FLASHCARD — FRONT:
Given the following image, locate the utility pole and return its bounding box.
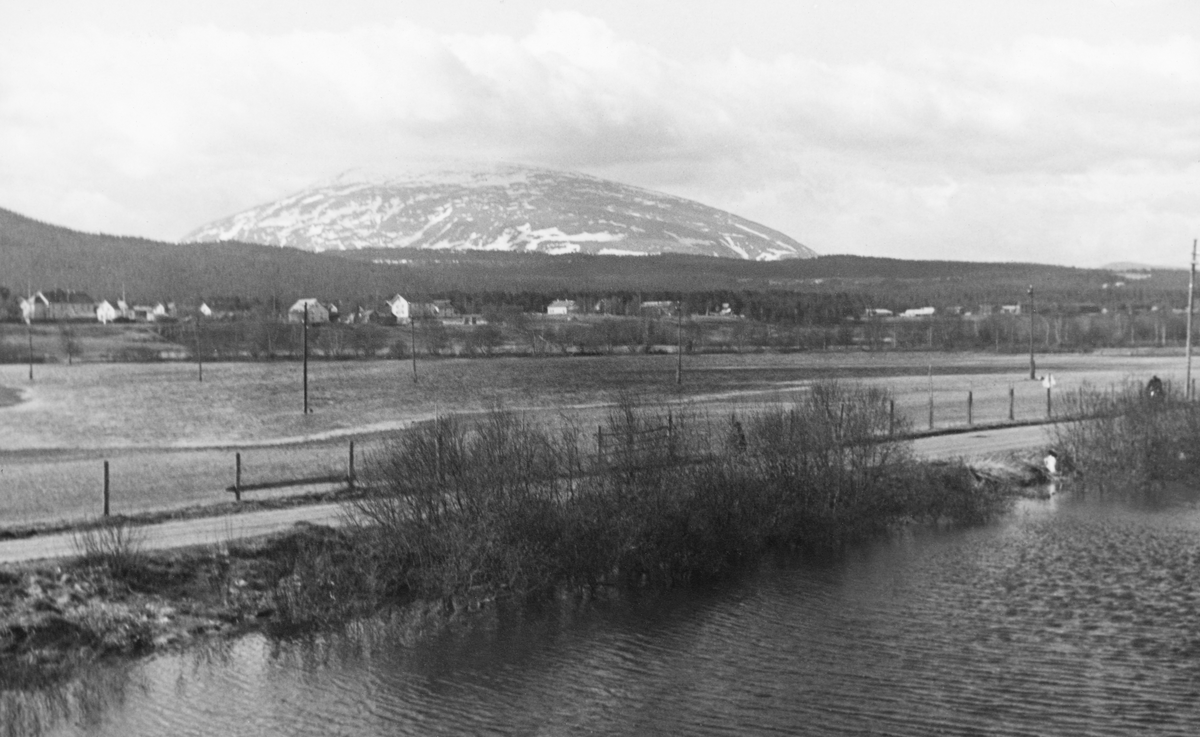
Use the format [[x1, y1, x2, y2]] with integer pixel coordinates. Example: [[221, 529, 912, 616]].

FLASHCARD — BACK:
[[1187, 239, 1197, 400], [25, 281, 33, 381], [195, 304, 204, 383], [303, 302, 310, 414], [1028, 285, 1036, 380], [410, 306, 418, 384], [676, 296, 683, 385]]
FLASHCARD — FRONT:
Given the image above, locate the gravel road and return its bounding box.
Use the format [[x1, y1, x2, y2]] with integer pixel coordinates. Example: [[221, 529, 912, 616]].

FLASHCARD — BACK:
[[0, 423, 1056, 565]]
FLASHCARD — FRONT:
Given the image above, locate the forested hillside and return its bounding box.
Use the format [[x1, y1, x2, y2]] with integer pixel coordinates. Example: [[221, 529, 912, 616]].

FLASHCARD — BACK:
[[0, 206, 1188, 325]]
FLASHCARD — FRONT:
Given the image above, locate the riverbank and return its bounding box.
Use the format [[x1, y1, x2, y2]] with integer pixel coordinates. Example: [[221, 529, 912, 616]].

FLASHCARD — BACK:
[[0, 524, 345, 691], [1, 468, 1025, 699], [2, 399, 1052, 699]]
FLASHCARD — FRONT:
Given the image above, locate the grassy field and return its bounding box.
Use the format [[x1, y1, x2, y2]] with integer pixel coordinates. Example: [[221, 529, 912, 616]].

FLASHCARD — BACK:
[[0, 351, 1188, 527]]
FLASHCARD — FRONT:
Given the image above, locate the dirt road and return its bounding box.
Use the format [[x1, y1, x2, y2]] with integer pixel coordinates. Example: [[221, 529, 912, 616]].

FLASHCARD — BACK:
[[0, 503, 346, 565], [911, 423, 1055, 460], [0, 423, 1056, 565]]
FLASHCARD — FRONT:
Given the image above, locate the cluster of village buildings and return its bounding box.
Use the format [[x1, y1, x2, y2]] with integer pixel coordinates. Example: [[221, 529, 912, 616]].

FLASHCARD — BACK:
[[18, 290, 173, 324], [18, 287, 1178, 329], [15, 289, 732, 325], [863, 302, 1174, 320], [15, 290, 510, 326]]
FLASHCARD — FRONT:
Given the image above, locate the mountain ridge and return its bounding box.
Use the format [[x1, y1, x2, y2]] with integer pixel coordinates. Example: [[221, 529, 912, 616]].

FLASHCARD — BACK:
[[182, 164, 816, 261]]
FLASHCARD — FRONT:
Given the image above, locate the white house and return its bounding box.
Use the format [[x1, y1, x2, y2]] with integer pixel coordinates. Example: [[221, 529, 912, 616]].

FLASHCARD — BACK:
[[864, 308, 894, 318], [387, 294, 414, 322], [388, 295, 414, 322], [95, 300, 120, 324], [547, 299, 577, 316], [901, 307, 936, 318]]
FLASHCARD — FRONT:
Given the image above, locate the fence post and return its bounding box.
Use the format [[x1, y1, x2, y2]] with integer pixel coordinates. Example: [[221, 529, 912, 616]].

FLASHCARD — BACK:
[[1008, 386, 1015, 421], [103, 461, 110, 517], [667, 411, 675, 461], [234, 452, 242, 502], [1046, 387, 1052, 418], [968, 391, 973, 426], [928, 393, 934, 430], [889, 399, 895, 437], [349, 440, 355, 489], [435, 433, 443, 484]]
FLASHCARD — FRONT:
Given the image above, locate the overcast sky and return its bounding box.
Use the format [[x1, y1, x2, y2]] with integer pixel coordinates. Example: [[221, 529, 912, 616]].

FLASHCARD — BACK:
[[3, 0, 1198, 266]]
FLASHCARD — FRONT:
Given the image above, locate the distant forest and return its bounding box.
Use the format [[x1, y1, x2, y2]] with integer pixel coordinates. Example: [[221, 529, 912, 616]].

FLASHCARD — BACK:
[[0, 206, 1192, 329]]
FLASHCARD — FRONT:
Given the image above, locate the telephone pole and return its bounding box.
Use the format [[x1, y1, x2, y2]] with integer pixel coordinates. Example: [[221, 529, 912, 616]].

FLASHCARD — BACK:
[[676, 296, 683, 385], [303, 302, 310, 414], [195, 303, 204, 383], [25, 281, 33, 381], [410, 307, 418, 384], [1187, 239, 1197, 399], [1028, 285, 1036, 380]]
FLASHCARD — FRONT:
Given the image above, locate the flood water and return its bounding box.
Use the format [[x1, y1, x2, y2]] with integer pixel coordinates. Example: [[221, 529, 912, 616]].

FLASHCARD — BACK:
[[40, 489, 1200, 736]]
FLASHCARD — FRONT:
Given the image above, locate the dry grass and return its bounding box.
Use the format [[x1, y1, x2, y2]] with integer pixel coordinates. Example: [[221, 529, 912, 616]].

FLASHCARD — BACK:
[[70, 518, 146, 579]]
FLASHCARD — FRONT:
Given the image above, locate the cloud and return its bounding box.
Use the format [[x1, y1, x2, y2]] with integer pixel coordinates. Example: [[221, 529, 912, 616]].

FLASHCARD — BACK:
[[0, 11, 1197, 265]]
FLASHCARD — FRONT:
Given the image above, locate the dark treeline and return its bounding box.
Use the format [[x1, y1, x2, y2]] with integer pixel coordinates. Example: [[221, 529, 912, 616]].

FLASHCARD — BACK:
[[125, 305, 1195, 366], [2, 205, 1191, 331]]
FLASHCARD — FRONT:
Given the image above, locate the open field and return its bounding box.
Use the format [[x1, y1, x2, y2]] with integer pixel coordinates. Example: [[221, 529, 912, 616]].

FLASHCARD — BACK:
[[0, 351, 1188, 527]]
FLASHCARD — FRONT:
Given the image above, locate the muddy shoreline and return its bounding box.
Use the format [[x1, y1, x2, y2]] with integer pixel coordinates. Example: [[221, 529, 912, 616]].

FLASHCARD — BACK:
[[0, 525, 346, 689]]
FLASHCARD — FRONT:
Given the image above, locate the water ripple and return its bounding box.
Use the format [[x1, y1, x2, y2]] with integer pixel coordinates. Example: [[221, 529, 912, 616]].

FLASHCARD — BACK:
[[45, 493, 1200, 736]]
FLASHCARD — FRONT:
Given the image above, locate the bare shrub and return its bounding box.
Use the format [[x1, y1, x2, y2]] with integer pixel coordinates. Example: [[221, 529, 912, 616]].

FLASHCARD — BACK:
[[71, 519, 146, 579], [327, 383, 1007, 619], [1053, 380, 1200, 486]]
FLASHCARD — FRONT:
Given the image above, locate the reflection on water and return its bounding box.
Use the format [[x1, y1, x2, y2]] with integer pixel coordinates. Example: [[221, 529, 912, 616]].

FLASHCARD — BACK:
[[35, 488, 1200, 736]]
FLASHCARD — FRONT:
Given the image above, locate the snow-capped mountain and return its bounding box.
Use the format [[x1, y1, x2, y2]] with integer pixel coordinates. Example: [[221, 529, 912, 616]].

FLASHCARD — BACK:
[[182, 165, 815, 261]]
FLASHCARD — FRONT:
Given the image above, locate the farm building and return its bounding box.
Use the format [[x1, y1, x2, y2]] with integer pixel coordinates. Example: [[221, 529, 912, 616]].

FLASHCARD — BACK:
[[547, 299, 578, 316], [363, 303, 392, 325], [901, 307, 936, 318], [288, 298, 330, 324], [18, 292, 49, 322], [34, 289, 96, 321], [198, 297, 257, 320], [431, 299, 457, 317], [639, 301, 677, 317], [387, 295, 440, 323]]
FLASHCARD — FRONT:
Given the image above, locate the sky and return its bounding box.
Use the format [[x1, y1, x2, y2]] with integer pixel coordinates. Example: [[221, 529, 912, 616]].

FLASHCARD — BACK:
[[2, 0, 1199, 267]]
